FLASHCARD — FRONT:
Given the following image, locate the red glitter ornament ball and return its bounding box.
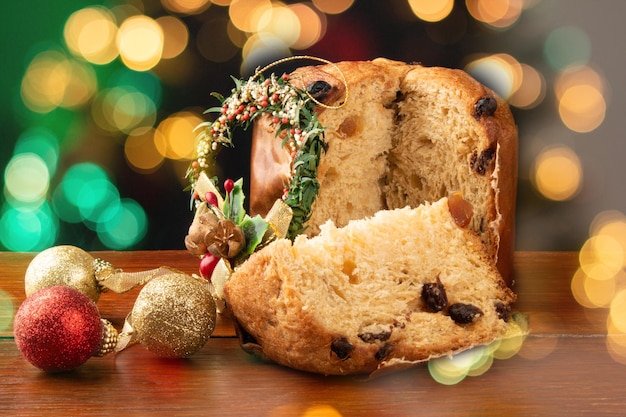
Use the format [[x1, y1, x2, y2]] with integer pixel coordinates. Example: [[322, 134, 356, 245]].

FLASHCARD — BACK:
[[14, 285, 103, 371]]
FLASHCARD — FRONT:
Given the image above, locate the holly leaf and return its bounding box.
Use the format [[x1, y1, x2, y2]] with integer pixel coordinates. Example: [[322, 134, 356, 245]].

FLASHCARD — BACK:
[[238, 215, 270, 257]]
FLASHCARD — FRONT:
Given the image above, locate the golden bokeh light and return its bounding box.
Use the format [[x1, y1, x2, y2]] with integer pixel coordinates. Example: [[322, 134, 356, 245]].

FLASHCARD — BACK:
[[590, 211, 626, 265], [555, 65, 607, 133], [20, 50, 69, 113], [21, 50, 98, 113], [229, 0, 272, 33], [312, 0, 354, 14], [609, 290, 626, 334], [289, 3, 326, 50], [64, 6, 119, 65], [257, 3, 301, 47], [558, 84, 605, 133], [607, 315, 626, 365], [125, 128, 165, 173], [532, 145, 582, 201], [154, 112, 203, 160], [465, 53, 522, 99], [572, 207, 626, 364], [156, 16, 189, 59], [161, 0, 211, 15], [555, 65, 605, 99], [4, 153, 50, 205], [63, 61, 98, 109], [408, 0, 454, 22], [117, 15, 164, 71], [585, 271, 618, 307], [571, 267, 601, 309], [579, 235, 624, 281], [508, 63, 546, 109], [91, 87, 157, 134], [466, 0, 523, 29], [227, 19, 248, 48]]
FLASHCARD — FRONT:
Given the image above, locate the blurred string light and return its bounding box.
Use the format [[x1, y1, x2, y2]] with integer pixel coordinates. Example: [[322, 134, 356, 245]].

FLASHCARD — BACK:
[[116, 15, 164, 71], [571, 210, 626, 364], [1, 128, 60, 251], [531, 145, 582, 201], [408, 0, 454, 22], [20, 49, 98, 113], [465, 0, 524, 29], [428, 324, 526, 385], [50, 163, 147, 249], [465, 53, 545, 110], [91, 69, 162, 135], [162, 0, 212, 15], [555, 65, 607, 133], [64, 6, 119, 65], [311, 0, 354, 15]]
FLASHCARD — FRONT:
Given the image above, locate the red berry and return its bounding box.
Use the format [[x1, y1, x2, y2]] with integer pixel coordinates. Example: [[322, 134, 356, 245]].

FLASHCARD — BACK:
[[242, 112, 250, 121], [249, 106, 257, 113], [282, 73, 289, 81], [272, 117, 280, 124], [224, 178, 235, 194], [272, 93, 280, 102], [199, 253, 220, 279], [260, 100, 268, 108], [205, 192, 218, 206], [281, 117, 289, 125]]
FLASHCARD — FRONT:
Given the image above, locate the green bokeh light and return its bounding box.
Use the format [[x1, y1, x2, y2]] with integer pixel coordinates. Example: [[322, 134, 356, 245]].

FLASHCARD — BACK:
[[14, 127, 59, 177], [0, 202, 58, 251], [58, 162, 110, 209], [108, 68, 162, 108], [544, 26, 591, 71], [97, 198, 147, 249], [79, 178, 121, 228]]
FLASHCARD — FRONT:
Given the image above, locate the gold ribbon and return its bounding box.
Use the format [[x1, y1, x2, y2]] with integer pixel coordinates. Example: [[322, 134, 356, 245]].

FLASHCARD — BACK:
[[264, 198, 293, 240], [114, 314, 139, 353], [93, 259, 181, 294]]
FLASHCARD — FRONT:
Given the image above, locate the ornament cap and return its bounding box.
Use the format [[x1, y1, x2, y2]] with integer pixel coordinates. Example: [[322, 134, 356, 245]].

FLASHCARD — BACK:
[[95, 319, 119, 357]]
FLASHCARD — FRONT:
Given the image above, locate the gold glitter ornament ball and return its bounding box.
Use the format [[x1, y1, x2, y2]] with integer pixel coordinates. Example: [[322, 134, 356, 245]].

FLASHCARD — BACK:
[[24, 246, 101, 303], [131, 273, 216, 358]]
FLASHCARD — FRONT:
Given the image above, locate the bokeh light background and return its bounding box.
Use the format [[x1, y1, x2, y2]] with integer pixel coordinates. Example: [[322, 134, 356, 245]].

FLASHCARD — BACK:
[[2, 0, 626, 374]]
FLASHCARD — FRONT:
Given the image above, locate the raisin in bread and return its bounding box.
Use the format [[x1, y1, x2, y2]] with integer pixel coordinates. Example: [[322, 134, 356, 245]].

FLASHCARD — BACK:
[[249, 58, 518, 282], [224, 197, 516, 376]]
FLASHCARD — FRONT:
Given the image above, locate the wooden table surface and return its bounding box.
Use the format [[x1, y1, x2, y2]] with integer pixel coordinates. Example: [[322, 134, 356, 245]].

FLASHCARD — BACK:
[[1, 250, 624, 416]]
